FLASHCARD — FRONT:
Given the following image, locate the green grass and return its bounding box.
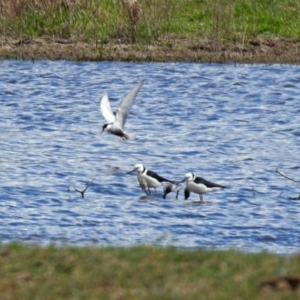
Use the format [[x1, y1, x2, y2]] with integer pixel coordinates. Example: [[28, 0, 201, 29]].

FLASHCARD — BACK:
[[0, 0, 300, 44], [0, 243, 299, 299]]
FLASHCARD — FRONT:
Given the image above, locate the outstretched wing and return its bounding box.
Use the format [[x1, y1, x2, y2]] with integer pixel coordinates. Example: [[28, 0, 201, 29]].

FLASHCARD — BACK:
[[115, 80, 144, 128], [100, 93, 115, 123]]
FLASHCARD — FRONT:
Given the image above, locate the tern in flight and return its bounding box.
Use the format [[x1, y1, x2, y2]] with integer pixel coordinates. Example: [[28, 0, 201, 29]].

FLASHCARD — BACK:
[[100, 80, 144, 140]]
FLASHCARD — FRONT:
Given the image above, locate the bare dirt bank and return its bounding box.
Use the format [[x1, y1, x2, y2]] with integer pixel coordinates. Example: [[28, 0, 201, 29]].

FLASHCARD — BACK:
[[0, 36, 299, 64]]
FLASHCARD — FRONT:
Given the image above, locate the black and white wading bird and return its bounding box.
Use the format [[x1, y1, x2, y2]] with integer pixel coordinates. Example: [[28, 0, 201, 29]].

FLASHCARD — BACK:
[[181, 173, 226, 202], [100, 80, 144, 140], [127, 164, 174, 195]]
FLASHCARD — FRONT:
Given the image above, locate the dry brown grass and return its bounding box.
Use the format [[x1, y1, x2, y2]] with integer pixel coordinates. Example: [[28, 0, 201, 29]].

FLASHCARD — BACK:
[[0, 0, 74, 17], [0, 35, 299, 64], [121, 0, 141, 24]]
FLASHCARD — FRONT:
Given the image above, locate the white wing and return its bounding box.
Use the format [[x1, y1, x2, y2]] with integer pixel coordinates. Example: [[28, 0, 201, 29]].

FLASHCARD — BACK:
[[115, 80, 144, 128], [100, 93, 115, 123]]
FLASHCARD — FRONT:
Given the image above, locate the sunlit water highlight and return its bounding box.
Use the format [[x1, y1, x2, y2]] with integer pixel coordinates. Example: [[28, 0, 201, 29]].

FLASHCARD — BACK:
[[0, 60, 300, 254]]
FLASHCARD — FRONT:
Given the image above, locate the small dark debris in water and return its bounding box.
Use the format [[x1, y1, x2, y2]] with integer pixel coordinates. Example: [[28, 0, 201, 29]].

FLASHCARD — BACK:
[[259, 276, 300, 291], [283, 83, 295, 88], [258, 235, 276, 242], [289, 165, 300, 170], [72, 178, 96, 198], [289, 194, 300, 200], [276, 169, 300, 183], [243, 157, 254, 161], [110, 166, 121, 173]]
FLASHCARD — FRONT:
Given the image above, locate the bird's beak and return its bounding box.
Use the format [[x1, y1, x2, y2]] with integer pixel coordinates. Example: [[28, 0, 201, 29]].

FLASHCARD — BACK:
[[178, 178, 186, 183], [126, 168, 136, 174]]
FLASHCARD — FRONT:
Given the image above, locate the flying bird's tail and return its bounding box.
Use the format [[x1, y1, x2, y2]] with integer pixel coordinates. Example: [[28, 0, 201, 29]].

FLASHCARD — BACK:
[[123, 132, 136, 140]]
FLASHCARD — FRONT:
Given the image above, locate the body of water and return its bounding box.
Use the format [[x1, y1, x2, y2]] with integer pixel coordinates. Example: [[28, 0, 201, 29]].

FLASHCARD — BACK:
[[0, 60, 300, 254]]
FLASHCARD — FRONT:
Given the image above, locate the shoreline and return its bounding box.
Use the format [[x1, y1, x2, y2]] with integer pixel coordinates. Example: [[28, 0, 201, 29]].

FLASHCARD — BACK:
[[1, 36, 299, 64]]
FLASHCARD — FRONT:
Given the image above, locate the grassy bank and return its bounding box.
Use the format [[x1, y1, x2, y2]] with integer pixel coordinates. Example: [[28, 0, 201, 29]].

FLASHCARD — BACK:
[[0, 244, 300, 299], [0, 0, 299, 62], [1, 0, 300, 43]]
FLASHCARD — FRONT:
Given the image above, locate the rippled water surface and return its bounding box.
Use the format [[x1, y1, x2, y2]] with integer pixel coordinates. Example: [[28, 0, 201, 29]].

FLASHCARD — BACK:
[[1, 60, 300, 254]]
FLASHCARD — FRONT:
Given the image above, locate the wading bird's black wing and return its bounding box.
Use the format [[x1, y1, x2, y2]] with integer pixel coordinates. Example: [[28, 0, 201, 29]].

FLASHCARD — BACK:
[[194, 176, 226, 188], [147, 170, 174, 184]]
